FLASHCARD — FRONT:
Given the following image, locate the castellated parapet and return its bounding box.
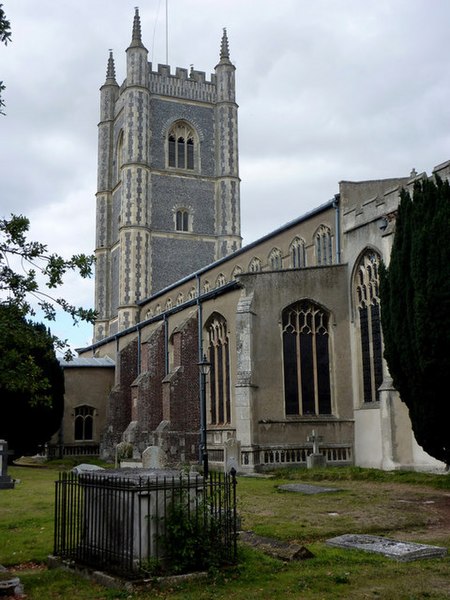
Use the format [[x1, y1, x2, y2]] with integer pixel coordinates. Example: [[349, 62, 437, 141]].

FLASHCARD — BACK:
[[146, 64, 218, 103]]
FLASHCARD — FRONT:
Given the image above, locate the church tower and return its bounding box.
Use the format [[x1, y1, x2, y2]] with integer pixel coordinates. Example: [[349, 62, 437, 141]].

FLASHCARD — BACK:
[[94, 10, 241, 342]]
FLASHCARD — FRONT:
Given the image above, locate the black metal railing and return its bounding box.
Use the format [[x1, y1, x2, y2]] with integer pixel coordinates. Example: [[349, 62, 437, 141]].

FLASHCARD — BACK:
[[46, 443, 100, 458], [54, 470, 237, 577]]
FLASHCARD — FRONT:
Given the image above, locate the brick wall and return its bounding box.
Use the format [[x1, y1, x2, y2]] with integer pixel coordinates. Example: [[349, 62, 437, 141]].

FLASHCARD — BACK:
[[100, 339, 138, 458], [100, 315, 202, 465]]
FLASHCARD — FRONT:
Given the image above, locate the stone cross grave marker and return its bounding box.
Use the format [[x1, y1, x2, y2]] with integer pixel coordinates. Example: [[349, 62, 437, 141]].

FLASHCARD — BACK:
[[307, 429, 322, 454], [306, 429, 326, 469]]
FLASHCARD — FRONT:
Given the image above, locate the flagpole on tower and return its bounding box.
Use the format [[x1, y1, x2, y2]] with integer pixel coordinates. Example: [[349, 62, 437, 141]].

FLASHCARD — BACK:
[[166, 0, 169, 65]]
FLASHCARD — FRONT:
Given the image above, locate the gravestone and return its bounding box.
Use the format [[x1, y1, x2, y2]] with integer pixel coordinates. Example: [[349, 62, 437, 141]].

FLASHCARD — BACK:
[[0, 440, 14, 490], [0, 564, 23, 596], [72, 464, 105, 475], [224, 438, 240, 473], [142, 446, 168, 469], [278, 483, 340, 495], [306, 429, 326, 469], [326, 534, 447, 561]]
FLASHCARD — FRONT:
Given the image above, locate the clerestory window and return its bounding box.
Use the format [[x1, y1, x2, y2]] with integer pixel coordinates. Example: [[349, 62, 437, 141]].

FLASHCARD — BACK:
[[168, 122, 195, 170], [315, 225, 333, 266], [269, 248, 282, 270], [290, 237, 306, 268], [248, 257, 261, 272]]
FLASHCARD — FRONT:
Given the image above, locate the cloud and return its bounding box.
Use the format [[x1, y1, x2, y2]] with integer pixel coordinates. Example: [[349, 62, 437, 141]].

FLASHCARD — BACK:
[[2, 0, 450, 346]]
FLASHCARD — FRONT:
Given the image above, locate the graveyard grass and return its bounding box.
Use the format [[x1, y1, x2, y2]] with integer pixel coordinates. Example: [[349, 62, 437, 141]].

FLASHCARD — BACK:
[[1, 464, 449, 599]]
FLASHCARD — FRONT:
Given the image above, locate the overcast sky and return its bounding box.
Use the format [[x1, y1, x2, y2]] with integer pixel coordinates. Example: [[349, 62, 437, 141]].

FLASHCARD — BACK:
[[2, 0, 450, 349]]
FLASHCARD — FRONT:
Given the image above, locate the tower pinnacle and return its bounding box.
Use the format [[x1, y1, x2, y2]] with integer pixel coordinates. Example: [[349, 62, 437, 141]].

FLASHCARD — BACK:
[[220, 28, 230, 62], [129, 7, 145, 49], [105, 50, 117, 84]]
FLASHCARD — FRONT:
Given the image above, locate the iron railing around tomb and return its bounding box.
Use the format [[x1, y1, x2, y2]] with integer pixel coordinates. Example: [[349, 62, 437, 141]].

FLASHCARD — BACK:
[[54, 469, 237, 577]]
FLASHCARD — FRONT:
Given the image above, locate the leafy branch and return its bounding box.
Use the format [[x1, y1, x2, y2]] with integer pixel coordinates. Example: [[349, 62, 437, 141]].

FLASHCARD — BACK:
[[0, 3, 12, 115], [1, 214, 96, 358]]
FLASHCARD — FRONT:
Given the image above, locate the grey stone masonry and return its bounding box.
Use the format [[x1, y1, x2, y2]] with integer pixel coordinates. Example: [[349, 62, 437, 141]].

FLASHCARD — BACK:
[[94, 12, 241, 341]]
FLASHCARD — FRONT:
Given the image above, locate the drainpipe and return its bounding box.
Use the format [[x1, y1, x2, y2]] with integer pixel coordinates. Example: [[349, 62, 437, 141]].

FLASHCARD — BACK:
[[196, 273, 203, 360], [196, 272, 204, 466], [137, 327, 141, 376], [332, 193, 341, 264], [163, 314, 169, 376]]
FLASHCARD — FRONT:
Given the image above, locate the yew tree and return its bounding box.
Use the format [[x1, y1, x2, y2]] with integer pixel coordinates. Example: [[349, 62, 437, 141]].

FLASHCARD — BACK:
[[380, 177, 450, 466], [0, 306, 65, 457]]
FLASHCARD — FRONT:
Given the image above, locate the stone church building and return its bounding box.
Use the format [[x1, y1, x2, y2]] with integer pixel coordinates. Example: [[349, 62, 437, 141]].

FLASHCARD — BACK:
[[63, 9, 445, 472]]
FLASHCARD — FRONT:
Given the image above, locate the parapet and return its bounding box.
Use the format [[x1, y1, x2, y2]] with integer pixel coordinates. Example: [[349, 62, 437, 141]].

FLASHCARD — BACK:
[[148, 62, 217, 103]]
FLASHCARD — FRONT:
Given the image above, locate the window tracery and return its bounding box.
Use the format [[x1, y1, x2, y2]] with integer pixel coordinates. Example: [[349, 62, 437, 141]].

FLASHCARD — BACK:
[[269, 248, 282, 270], [74, 405, 95, 441], [354, 250, 383, 403], [315, 225, 333, 265], [206, 314, 231, 425], [216, 273, 226, 288], [290, 237, 306, 268], [248, 257, 261, 272], [282, 300, 332, 416], [168, 122, 195, 170], [231, 265, 242, 279]]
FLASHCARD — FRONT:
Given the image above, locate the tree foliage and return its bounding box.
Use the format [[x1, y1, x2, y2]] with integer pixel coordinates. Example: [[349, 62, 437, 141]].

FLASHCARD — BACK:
[[0, 214, 96, 402], [0, 305, 65, 457], [380, 177, 450, 466], [0, 2, 12, 115]]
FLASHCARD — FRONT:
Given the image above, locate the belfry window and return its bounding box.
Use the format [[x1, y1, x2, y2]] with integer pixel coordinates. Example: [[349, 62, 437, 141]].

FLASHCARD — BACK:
[[354, 250, 383, 403], [206, 314, 231, 425], [168, 123, 195, 170], [282, 300, 332, 416], [74, 405, 94, 441], [176, 209, 189, 232]]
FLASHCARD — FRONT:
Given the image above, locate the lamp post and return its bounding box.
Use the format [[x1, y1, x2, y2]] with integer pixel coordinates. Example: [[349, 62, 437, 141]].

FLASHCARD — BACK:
[[198, 354, 211, 478]]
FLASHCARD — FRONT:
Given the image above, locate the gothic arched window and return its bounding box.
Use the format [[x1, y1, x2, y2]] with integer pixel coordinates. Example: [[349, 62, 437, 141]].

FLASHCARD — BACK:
[[232, 265, 242, 279], [282, 300, 332, 416], [115, 130, 124, 183], [175, 209, 190, 232], [248, 257, 261, 272], [168, 122, 195, 170], [354, 250, 383, 403], [290, 237, 306, 268], [216, 273, 226, 288], [206, 314, 231, 424], [269, 248, 282, 270], [315, 225, 333, 266], [74, 405, 95, 441]]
